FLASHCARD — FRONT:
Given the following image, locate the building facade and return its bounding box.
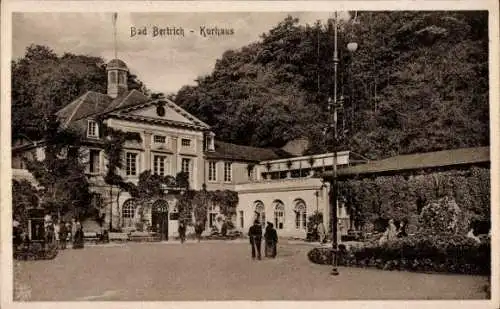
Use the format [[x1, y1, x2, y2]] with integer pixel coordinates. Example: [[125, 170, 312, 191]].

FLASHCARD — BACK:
[[12, 58, 353, 239]]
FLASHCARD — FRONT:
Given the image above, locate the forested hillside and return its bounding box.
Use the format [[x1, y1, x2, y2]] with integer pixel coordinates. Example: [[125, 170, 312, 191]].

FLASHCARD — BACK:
[[11, 12, 489, 160], [173, 11, 489, 159]]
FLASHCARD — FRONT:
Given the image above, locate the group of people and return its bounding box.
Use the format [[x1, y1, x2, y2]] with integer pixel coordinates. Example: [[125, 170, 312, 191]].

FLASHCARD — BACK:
[[177, 220, 204, 243], [248, 220, 278, 260], [13, 216, 86, 251], [54, 218, 85, 249]]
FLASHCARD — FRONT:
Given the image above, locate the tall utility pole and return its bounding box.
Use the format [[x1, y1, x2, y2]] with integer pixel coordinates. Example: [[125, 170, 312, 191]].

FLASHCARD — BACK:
[[329, 11, 341, 276]]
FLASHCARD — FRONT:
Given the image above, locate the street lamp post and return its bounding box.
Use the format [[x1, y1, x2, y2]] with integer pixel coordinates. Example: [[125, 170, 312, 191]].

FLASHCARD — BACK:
[[329, 11, 358, 276]]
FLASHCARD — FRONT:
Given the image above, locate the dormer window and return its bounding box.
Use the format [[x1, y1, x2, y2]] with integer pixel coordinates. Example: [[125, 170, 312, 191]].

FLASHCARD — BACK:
[[205, 132, 215, 152], [87, 120, 99, 138]]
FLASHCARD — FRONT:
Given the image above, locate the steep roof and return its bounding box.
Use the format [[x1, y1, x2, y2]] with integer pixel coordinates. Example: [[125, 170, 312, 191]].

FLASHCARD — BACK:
[[101, 89, 150, 114], [57, 91, 112, 126], [206, 141, 292, 162], [321, 146, 490, 178]]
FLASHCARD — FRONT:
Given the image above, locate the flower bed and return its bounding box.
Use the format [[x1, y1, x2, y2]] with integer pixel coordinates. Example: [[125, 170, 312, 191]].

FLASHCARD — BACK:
[[308, 234, 490, 275]]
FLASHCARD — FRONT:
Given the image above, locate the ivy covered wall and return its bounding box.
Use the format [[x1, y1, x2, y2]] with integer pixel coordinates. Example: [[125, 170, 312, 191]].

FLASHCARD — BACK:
[[338, 167, 490, 234]]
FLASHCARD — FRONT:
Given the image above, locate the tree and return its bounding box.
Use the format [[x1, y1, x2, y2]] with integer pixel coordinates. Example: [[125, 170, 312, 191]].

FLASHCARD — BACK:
[[24, 117, 92, 220], [12, 180, 40, 227], [12, 44, 151, 141], [173, 12, 488, 159]]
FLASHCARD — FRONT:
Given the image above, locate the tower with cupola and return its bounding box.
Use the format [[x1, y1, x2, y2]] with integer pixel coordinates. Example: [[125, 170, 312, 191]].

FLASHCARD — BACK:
[[106, 59, 128, 98]]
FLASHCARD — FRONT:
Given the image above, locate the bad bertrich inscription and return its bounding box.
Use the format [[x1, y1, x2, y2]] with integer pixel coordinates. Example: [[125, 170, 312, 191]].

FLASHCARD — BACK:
[[130, 26, 235, 38]]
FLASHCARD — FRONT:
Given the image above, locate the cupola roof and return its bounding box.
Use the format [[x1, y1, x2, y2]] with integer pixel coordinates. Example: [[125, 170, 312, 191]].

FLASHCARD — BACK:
[[106, 58, 128, 70]]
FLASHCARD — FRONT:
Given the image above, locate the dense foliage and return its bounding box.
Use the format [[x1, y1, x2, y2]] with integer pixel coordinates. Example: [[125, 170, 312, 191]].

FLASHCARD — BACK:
[[24, 118, 92, 220], [12, 179, 40, 226], [12, 45, 150, 141], [338, 167, 490, 233], [418, 196, 468, 236], [308, 234, 490, 275], [174, 12, 488, 159]]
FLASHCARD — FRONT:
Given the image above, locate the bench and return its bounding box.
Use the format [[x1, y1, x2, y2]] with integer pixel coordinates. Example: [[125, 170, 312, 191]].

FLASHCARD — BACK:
[[108, 232, 129, 242], [83, 232, 100, 244]]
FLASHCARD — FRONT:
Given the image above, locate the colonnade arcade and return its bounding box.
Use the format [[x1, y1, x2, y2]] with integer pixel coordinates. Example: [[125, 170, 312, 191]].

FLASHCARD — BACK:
[[252, 198, 308, 231]]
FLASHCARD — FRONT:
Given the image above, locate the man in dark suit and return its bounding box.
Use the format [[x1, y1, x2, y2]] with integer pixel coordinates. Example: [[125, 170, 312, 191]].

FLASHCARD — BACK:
[[248, 220, 263, 260]]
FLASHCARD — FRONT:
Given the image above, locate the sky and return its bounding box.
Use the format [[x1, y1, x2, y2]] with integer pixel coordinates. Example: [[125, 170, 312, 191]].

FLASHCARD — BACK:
[[12, 12, 350, 94]]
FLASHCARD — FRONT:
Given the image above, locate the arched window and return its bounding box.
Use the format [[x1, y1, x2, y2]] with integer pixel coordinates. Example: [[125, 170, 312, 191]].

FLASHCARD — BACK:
[[294, 199, 307, 230], [152, 199, 169, 213], [273, 200, 285, 230], [122, 199, 137, 227], [254, 200, 265, 227]]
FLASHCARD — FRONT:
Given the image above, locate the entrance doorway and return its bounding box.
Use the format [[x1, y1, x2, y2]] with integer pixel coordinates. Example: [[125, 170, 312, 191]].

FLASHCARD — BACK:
[[152, 200, 169, 241]]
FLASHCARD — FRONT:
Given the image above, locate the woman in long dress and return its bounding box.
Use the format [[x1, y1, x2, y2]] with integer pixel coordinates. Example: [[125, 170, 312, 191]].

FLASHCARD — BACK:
[[264, 222, 278, 258], [73, 225, 84, 249]]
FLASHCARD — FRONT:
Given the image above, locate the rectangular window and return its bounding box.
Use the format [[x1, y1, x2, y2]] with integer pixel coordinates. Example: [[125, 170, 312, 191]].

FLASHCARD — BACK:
[[87, 120, 98, 138], [208, 161, 217, 182], [89, 149, 100, 174], [239, 211, 244, 228], [126, 152, 138, 176], [224, 162, 232, 182], [182, 158, 191, 179], [154, 135, 166, 144], [153, 155, 167, 176], [181, 138, 191, 147]]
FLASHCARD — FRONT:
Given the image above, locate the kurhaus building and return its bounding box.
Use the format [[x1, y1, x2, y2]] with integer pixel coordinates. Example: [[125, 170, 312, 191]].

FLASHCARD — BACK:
[[12, 58, 354, 239]]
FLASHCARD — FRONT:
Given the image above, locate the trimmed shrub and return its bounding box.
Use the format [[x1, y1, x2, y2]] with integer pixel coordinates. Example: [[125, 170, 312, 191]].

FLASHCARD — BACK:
[[308, 234, 490, 275]]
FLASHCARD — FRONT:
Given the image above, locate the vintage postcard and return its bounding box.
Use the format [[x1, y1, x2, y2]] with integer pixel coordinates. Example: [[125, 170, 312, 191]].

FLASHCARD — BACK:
[[1, 1, 499, 309]]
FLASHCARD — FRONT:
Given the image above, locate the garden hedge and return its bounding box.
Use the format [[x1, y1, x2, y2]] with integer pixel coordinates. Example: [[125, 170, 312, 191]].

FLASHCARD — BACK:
[[339, 167, 490, 234], [308, 234, 490, 275]]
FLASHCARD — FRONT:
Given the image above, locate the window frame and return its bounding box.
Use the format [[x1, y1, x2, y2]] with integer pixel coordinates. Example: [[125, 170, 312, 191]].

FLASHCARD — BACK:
[[125, 152, 139, 176], [153, 135, 167, 144], [274, 202, 285, 230], [88, 149, 101, 174], [87, 120, 99, 139], [181, 157, 191, 180], [153, 154, 168, 176], [223, 162, 232, 183], [181, 138, 192, 148], [208, 161, 217, 182]]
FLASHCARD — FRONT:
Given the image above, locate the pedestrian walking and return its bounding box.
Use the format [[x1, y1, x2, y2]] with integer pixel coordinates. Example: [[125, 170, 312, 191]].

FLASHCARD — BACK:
[[194, 221, 204, 243], [178, 222, 186, 244], [72, 224, 84, 249], [65, 222, 72, 245], [71, 218, 77, 246], [59, 221, 67, 249], [264, 222, 278, 258], [54, 221, 60, 248], [248, 220, 262, 260]]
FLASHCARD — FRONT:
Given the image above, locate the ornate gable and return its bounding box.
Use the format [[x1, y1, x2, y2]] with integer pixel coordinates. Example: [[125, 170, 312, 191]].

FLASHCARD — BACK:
[[109, 99, 210, 130]]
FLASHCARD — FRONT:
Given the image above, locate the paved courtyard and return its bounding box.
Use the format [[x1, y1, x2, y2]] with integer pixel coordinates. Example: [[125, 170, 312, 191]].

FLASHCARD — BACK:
[[14, 240, 489, 301]]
